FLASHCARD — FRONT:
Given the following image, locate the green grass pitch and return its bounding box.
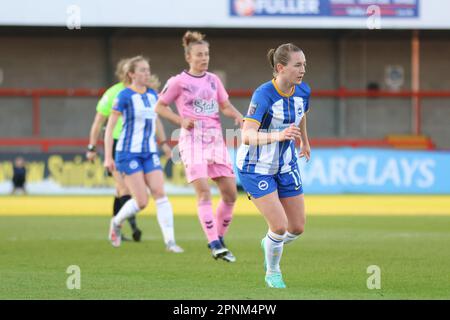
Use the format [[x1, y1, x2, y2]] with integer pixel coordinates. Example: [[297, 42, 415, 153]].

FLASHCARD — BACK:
[[0, 215, 449, 299]]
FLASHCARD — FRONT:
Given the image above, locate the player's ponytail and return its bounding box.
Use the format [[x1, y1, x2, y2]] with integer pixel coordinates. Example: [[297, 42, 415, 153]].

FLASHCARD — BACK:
[[115, 58, 130, 83], [267, 48, 276, 70], [267, 43, 302, 77], [182, 30, 209, 55]]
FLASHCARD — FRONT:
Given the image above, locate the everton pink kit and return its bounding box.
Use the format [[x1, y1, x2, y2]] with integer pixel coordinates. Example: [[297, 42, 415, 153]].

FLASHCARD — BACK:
[[159, 70, 235, 183]]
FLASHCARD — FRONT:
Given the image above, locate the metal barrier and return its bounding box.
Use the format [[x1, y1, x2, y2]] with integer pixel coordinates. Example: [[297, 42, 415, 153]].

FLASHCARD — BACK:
[[1, 88, 449, 152]]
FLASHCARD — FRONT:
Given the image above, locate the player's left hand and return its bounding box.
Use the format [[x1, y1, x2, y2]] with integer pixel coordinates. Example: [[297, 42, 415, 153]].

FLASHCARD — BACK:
[[104, 157, 116, 173], [299, 141, 311, 162], [161, 143, 172, 159]]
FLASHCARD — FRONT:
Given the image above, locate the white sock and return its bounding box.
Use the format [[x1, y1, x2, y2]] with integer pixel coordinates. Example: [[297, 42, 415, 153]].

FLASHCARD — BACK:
[[284, 231, 300, 245], [113, 199, 140, 226], [156, 197, 175, 245], [265, 230, 286, 275]]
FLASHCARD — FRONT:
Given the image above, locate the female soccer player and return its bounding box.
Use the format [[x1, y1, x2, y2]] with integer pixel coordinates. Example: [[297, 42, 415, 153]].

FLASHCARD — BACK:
[[86, 58, 141, 242], [155, 31, 243, 262], [236, 43, 311, 288], [104, 56, 183, 253]]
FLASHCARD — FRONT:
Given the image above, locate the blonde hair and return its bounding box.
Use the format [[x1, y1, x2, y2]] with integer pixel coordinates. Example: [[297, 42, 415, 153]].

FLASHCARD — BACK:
[[123, 55, 149, 86], [182, 31, 209, 55], [147, 74, 161, 91], [267, 43, 302, 77], [115, 58, 130, 83]]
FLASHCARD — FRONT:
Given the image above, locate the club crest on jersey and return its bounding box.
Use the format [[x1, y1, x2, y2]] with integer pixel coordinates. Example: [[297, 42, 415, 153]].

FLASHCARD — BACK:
[[295, 97, 305, 117], [210, 82, 216, 90], [258, 180, 269, 191], [129, 160, 139, 170]]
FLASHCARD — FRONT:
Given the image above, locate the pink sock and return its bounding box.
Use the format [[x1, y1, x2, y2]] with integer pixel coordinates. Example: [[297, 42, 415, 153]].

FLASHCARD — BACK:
[[197, 200, 218, 243], [216, 200, 234, 238]]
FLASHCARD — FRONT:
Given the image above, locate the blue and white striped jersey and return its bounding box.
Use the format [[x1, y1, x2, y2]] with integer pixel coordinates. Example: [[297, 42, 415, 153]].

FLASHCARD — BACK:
[[113, 87, 159, 154], [236, 79, 311, 175]]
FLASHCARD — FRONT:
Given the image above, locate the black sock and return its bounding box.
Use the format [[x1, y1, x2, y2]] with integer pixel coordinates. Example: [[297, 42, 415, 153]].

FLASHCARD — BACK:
[[113, 197, 121, 217], [119, 195, 132, 208], [128, 216, 137, 232], [119, 195, 137, 231]]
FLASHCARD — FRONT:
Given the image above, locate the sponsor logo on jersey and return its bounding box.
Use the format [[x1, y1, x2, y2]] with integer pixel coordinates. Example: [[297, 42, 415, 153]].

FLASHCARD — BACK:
[[193, 99, 219, 115]]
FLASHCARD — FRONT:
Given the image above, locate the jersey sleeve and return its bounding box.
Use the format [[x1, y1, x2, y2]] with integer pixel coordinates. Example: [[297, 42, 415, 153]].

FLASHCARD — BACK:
[[112, 91, 128, 114], [303, 83, 311, 113], [96, 89, 114, 117], [244, 88, 270, 125], [158, 76, 181, 105], [215, 75, 229, 104]]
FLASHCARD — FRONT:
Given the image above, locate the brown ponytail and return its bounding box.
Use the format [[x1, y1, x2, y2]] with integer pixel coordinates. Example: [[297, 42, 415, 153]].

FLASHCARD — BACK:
[[267, 48, 276, 70], [182, 30, 209, 55]]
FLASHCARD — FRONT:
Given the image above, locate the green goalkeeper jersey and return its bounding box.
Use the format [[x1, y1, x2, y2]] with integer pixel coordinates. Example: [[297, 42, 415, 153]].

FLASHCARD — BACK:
[[96, 82, 125, 140]]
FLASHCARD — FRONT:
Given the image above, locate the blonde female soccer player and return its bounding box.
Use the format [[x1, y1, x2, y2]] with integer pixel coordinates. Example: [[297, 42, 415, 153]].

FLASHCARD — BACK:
[[104, 56, 183, 253], [86, 58, 141, 242], [236, 43, 311, 288], [155, 31, 243, 262]]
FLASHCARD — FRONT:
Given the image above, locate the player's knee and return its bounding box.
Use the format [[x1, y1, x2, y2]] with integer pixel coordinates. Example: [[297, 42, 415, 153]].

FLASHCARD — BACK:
[[290, 225, 305, 235], [197, 190, 212, 202], [114, 181, 128, 194], [136, 198, 148, 210], [117, 187, 129, 197], [223, 192, 237, 204], [152, 190, 166, 200], [272, 224, 287, 235]]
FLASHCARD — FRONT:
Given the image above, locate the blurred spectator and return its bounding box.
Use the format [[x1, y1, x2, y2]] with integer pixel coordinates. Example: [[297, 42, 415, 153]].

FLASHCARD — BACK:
[[11, 156, 27, 195]]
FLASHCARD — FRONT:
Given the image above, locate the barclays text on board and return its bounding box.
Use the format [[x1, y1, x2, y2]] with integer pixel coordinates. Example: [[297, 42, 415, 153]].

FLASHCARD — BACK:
[[230, 0, 419, 17], [230, 148, 450, 194]]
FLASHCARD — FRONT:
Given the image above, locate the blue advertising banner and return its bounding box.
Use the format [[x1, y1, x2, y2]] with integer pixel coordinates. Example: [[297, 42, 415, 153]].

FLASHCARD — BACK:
[[231, 148, 450, 194], [230, 0, 419, 18], [2, 148, 446, 195]]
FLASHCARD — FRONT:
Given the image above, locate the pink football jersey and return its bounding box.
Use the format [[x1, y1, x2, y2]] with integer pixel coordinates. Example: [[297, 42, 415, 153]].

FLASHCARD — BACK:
[[159, 71, 228, 128], [159, 71, 232, 167]]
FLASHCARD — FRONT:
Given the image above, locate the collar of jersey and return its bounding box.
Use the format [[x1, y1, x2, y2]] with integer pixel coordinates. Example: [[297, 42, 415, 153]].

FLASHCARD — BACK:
[[183, 70, 207, 78], [272, 79, 295, 98], [129, 85, 147, 95]]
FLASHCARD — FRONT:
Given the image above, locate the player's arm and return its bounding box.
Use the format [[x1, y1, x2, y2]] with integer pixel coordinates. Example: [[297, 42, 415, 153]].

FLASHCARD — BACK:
[[219, 100, 243, 127], [299, 115, 311, 161], [104, 111, 120, 172], [86, 113, 107, 161], [155, 100, 194, 130], [242, 89, 301, 146], [155, 117, 172, 159], [241, 120, 301, 146]]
